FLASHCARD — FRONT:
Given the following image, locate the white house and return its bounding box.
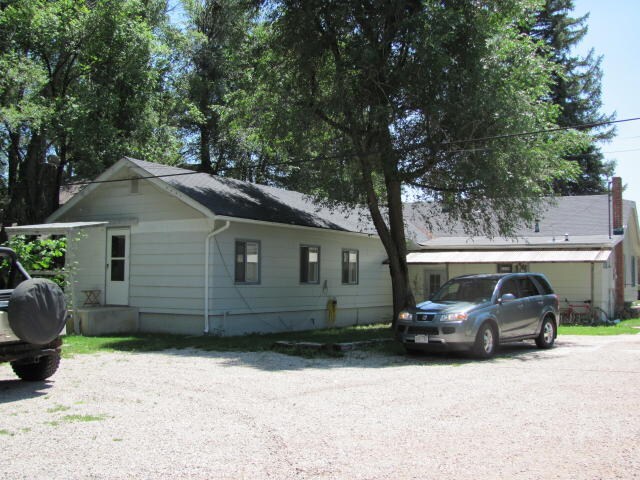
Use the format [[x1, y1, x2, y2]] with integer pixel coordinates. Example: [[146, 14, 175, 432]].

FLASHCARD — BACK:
[[7, 157, 393, 335], [403, 177, 640, 317], [7, 158, 639, 334]]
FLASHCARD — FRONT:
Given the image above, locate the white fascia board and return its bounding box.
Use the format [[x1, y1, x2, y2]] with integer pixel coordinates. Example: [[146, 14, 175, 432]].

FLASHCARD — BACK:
[[6, 221, 108, 236], [213, 214, 379, 238]]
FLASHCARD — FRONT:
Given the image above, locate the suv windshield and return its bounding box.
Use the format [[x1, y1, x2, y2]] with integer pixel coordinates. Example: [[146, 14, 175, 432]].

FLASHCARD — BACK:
[[431, 277, 499, 304]]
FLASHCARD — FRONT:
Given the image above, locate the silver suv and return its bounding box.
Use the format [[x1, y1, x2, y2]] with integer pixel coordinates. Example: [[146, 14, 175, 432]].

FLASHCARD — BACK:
[[395, 273, 559, 358]]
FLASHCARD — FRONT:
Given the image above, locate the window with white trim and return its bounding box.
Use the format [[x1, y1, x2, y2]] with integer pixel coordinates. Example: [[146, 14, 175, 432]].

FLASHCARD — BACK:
[[235, 240, 260, 283], [341, 249, 359, 284], [300, 245, 320, 284]]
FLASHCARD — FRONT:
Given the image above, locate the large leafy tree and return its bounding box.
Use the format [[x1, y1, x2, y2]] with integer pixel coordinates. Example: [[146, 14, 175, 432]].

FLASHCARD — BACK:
[[263, 0, 582, 319], [531, 0, 615, 194], [0, 0, 177, 225], [177, 0, 256, 174]]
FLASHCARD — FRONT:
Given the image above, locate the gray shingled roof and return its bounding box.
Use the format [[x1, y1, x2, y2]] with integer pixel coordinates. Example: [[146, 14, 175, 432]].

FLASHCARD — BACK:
[[127, 158, 637, 247], [405, 195, 636, 248], [127, 158, 377, 234]]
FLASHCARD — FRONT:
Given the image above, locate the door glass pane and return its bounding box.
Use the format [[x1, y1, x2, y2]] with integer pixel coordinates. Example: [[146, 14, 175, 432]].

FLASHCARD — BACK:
[[111, 259, 125, 282], [111, 236, 126, 258]]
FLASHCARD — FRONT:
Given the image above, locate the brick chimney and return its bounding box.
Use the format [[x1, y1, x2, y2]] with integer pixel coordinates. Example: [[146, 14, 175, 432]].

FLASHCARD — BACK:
[[611, 176, 625, 312], [612, 177, 623, 235]]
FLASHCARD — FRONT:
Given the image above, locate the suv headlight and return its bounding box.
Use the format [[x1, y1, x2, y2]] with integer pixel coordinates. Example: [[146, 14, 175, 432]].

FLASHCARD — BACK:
[[439, 312, 468, 322], [397, 311, 413, 322]]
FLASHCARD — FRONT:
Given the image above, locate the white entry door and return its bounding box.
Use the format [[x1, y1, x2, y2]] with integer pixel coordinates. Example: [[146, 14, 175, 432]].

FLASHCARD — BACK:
[[106, 228, 130, 305], [423, 269, 447, 300]]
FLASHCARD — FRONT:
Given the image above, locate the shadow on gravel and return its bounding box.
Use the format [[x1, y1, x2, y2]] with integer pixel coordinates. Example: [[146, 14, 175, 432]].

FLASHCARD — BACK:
[[0, 379, 53, 404], [61, 332, 569, 372], [147, 340, 561, 372], [401, 341, 559, 366]]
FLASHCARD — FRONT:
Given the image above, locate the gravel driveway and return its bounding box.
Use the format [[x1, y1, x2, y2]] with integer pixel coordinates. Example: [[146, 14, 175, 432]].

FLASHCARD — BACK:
[[1, 334, 639, 480]]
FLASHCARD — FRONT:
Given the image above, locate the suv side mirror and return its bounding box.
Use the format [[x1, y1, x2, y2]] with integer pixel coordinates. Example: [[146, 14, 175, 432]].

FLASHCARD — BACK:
[[499, 293, 517, 304]]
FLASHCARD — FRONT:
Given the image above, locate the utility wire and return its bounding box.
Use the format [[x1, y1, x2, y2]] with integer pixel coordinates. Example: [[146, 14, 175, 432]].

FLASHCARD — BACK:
[[57, 115, 640, 188]]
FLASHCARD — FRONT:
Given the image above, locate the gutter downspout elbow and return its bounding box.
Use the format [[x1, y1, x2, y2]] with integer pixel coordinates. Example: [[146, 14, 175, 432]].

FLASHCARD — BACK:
[[204, 220, 231, 334]]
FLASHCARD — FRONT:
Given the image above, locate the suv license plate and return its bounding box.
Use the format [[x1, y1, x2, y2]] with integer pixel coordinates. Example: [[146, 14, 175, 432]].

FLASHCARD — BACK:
[[414, 334, 429, 344]]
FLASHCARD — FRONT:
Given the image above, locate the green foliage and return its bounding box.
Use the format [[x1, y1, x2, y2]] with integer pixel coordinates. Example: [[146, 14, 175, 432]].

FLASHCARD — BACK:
[[3, 235, 66, 286], [529, 0, 615, 194], [0, 0, 182, 224], [258, 1, 587, 234]]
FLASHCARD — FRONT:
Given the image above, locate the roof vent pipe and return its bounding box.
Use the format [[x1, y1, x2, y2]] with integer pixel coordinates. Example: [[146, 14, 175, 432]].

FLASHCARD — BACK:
[[564, 233, 569, 242]]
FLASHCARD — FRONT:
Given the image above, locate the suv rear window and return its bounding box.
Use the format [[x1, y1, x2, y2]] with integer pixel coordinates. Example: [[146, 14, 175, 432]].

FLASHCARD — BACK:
[[518, 277, 540, 297], [531, 275, 554, 295]]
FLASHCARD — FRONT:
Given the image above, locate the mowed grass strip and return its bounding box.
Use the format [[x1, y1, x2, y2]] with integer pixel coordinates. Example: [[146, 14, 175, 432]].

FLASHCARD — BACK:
[[62, 324, 395, 357], [559, 318, 640, 336]]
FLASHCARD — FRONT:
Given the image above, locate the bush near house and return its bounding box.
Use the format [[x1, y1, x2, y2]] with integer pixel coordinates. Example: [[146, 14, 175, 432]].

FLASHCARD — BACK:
[[2, 236, 66, 288]]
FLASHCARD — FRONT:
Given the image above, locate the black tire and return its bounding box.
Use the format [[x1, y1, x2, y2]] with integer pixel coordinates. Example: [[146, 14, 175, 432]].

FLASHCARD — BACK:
[[11, 353, 61, 381], [472, 322, 497, 359], [404, 345, 421, 355], [8, 278, 67, 345], [535, 316, 556, 349]]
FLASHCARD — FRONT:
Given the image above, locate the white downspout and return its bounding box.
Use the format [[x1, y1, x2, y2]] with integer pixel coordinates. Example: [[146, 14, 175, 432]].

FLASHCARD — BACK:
[[204, 220, 231, 334]]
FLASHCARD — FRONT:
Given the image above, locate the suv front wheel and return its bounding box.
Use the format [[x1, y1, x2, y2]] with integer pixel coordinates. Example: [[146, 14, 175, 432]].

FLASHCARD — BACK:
[[472, 322, 497, 359]]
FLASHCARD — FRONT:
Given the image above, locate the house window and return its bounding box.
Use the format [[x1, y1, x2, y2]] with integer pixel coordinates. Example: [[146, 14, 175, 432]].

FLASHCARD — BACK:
[[300, 245, 320, 284], [342, 249, 359, 284], [497, 264, 512, 273], [235, 240, 260, 283], [631, 256, 636, 287]]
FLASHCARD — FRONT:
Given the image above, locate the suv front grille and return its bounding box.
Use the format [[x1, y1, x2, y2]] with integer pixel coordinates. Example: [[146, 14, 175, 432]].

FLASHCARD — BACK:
[[407, 326, 439, 336], [416, 313, 436, 322]]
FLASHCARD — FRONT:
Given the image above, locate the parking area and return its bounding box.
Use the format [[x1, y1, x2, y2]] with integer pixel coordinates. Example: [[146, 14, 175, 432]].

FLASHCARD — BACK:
[[1, 334, 639, 479]]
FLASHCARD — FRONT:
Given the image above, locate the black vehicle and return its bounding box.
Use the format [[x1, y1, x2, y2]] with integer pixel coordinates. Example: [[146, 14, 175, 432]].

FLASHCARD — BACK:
[[0, 247, 66, 381], [396, 273, 559, 358]]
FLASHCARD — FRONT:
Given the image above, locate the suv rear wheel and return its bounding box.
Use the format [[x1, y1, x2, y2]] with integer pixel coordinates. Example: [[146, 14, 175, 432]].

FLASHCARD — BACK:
[[535, 316, 556, 349], [11, 353, 61, 381]]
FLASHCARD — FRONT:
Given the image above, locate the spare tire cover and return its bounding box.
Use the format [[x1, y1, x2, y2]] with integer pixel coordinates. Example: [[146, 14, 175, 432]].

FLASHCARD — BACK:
[[8, 278, 67, 345]]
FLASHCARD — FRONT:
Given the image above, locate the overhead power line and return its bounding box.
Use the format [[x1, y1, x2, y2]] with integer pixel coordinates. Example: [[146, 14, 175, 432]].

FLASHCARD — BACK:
[[59, 116, 640, 188]]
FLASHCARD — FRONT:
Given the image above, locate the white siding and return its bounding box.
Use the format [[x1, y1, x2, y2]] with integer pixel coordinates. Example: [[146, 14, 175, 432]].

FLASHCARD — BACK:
[[204, 222, 392, 335], [622, 213, 640, 303], [129, 224, 208, 316], [56, 176, 206, 223], [68, 225, 107, 309]]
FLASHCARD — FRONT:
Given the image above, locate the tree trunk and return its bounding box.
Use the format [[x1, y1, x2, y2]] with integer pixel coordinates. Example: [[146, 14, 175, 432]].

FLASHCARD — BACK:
[[199, 123, 212, 173], [357, 147, 415, 326], [6, 131, 58, 225]]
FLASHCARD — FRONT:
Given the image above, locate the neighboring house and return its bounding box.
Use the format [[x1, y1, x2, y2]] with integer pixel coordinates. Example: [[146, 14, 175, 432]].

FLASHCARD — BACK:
[[403, 177, 640, 317], [7, 157, 393, 335]]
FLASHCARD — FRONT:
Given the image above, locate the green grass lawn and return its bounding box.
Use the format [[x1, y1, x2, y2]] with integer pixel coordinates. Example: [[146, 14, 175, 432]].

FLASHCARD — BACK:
[[62, 323, 396, 357], [559, 318, 640, 336]]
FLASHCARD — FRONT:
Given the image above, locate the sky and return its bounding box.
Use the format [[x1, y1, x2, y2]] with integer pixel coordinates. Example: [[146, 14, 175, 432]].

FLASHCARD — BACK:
[[573, 0, 640, 207]]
